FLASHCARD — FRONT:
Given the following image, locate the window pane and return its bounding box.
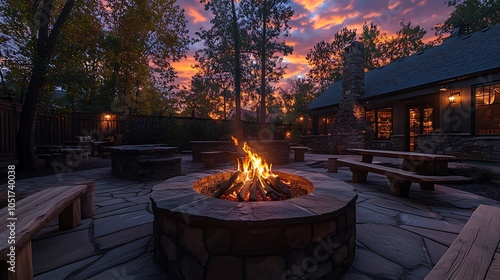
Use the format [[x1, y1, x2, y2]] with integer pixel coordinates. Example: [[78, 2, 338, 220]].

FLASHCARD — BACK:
[[423, 108, 433, 134], [366, 110, 376, 132], [475, 87, 484, 105], [377, 108, 392, 139], [476, 82, 500, 135], [477, 103, 500, 134]]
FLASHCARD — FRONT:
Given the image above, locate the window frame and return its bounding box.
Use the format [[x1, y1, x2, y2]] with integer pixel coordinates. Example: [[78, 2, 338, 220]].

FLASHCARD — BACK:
[[366, 107, 393, 140]]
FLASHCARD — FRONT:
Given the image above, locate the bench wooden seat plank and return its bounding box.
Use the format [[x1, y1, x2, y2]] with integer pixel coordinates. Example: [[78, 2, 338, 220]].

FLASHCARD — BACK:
[[0, 185, 92, 280], [425, 204, 500, 280], [338, 158, 473, 196], [348, 148, 457, 161], [0, 185, 88, 258]]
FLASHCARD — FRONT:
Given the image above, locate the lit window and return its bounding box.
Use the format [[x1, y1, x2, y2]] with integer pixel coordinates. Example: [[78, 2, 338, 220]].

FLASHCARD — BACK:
[[366, 108, 392, 139], [475, 83, 500, 135]]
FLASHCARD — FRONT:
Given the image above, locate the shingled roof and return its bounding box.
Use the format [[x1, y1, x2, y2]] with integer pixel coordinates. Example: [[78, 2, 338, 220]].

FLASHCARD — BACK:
[[308, 24, 500, 110]]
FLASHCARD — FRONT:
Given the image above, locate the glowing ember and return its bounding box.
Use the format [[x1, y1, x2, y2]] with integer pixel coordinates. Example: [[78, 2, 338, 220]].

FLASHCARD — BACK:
[[211, 137, 294, 201]]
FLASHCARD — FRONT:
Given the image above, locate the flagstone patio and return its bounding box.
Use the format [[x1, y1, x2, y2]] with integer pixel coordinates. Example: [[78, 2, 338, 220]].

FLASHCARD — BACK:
[[6, 153, 500, 280]]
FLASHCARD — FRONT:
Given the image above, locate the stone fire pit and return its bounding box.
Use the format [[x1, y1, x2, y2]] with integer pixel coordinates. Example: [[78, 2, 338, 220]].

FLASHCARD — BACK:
[[151, 169, 357, 280]]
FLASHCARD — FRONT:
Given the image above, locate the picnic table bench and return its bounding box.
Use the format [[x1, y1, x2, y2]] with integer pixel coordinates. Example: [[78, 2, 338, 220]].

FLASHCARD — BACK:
[[0, 182, 95, 280], [338, 149, 473, 197], [425, 204, 500, 280]]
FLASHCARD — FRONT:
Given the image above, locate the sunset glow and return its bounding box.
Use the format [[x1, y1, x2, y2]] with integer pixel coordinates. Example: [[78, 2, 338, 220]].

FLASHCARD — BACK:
[[175, 0, 454, 88]]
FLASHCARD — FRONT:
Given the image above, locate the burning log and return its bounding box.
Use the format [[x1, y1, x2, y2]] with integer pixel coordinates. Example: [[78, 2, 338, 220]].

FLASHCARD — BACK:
[[256, 178, 268, 201], [262, 179, 285, 200], [214, 171, 241, 198], [237, 180, 253, 201], [270, 177, 292, 199]]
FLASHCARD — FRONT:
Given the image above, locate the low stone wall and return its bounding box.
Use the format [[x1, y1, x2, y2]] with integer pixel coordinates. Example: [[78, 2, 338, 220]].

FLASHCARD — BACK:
[[416, 134, 500, 162], [370, 135, 404, 151], [300, 135, 334, 154]]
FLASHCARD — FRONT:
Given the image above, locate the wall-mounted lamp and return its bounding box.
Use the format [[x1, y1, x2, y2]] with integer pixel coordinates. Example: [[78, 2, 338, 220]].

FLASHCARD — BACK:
[[448, 92, 460, 103], [440, 85, 452, 92]]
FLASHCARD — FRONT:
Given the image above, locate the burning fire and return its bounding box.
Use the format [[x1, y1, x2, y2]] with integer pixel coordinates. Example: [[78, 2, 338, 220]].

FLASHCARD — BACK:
[[212, 137, 291, 201]]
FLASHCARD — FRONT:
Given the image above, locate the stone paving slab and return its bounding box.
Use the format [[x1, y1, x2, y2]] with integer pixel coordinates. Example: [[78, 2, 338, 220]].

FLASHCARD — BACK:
[[1, 153, 496, 280]]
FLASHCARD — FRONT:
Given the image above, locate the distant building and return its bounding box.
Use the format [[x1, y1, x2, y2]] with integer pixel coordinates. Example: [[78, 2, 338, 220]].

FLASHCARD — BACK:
[[306, 24, 500, 162]]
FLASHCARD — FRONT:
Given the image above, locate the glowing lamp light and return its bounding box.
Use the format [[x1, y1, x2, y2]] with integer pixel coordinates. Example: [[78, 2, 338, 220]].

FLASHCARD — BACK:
[[448, 92, 460, 103]]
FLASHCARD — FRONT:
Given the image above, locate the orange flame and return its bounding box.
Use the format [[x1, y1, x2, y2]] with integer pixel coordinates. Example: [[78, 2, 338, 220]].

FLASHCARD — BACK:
[[231, 135, 238, 146], [236, 140, 275, 184]]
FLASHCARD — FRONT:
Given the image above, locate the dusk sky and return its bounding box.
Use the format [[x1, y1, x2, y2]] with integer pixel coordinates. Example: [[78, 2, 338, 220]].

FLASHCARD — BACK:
[[172, 0, 456, 88]]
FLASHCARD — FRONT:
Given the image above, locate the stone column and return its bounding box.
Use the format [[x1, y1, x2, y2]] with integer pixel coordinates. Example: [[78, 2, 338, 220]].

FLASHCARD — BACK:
[[328, 41, 373, 153]]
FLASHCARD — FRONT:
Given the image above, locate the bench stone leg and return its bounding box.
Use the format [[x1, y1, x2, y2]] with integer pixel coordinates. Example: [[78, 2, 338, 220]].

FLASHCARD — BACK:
[[419, 183, 435, 190], [59, 199, 81, 229], [351, 170, 368, 183], [388, 178, 411, 197]]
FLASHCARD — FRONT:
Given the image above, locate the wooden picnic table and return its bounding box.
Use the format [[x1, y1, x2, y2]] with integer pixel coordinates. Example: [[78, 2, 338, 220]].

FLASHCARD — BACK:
[[348, 148, 457, 176]]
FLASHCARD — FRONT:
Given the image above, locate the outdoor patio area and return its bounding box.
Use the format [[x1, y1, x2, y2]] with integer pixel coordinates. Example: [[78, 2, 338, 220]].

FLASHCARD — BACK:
[[5, 152, 499, 280]]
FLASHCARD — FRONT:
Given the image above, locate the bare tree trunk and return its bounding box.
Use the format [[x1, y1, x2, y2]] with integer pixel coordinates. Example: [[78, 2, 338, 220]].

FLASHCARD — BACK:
[[17, 60, 48, 171], [231, 0, 242, 139], [16, 0, 76, 171], [259, 7, 267, 127]]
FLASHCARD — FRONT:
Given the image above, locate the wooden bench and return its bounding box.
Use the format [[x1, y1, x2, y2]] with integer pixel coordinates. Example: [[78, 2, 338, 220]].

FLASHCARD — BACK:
[[338, 158, 473, 197], [0, 183, 95, 280], [290, 146, 308, 162], [425, 204, 500, 280]]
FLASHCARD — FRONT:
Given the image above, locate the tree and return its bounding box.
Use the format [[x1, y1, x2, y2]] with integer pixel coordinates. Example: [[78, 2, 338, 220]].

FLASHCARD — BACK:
[[1, 0, 191, 170], [100, 0, 191, 115], [306, 27, 356, 92], [433, 0, 500, 41], [0, 0, 77, 171], [196, 0, 294, 134], [380, 21, 433, 63], [239, 0, 294, 125], [358, 22, 385, 71]]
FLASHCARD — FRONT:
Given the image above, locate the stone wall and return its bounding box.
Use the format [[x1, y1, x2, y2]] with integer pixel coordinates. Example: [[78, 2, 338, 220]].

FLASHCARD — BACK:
[[416, 134, 500, 162], [370, 135, 405, 151]]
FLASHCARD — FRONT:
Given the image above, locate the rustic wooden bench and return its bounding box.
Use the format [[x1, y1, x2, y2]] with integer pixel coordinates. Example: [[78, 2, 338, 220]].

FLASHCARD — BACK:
[[338, 158, 473, 196], [425, 204, 500, 280], [0, 183, 95, 280], [290, 146, 308, 162]]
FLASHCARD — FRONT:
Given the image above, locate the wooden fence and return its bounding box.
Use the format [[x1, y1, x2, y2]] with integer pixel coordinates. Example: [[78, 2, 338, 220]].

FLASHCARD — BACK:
[[0, 100, 291, 161]]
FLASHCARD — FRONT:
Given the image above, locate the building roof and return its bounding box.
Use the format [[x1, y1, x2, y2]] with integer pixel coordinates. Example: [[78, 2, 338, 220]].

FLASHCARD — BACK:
[[308, 24, 500, 110]]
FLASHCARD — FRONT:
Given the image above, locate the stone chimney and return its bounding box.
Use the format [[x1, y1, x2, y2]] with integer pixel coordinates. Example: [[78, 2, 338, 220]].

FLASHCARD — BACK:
[[328, 41, 373, 153]]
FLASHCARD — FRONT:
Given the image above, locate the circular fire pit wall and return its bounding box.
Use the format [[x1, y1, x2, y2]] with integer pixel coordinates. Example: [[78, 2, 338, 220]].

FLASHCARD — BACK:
[[151, 170, 357, 280]]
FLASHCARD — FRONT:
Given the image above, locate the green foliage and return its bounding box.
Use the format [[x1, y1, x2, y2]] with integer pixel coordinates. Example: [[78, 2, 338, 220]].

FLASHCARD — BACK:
[[434, 0, 500, 40], [306, 27, 356, 93], [306, 21, 433, 93], [380, 20, 434, 63], [0, 0, 191, 114]]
